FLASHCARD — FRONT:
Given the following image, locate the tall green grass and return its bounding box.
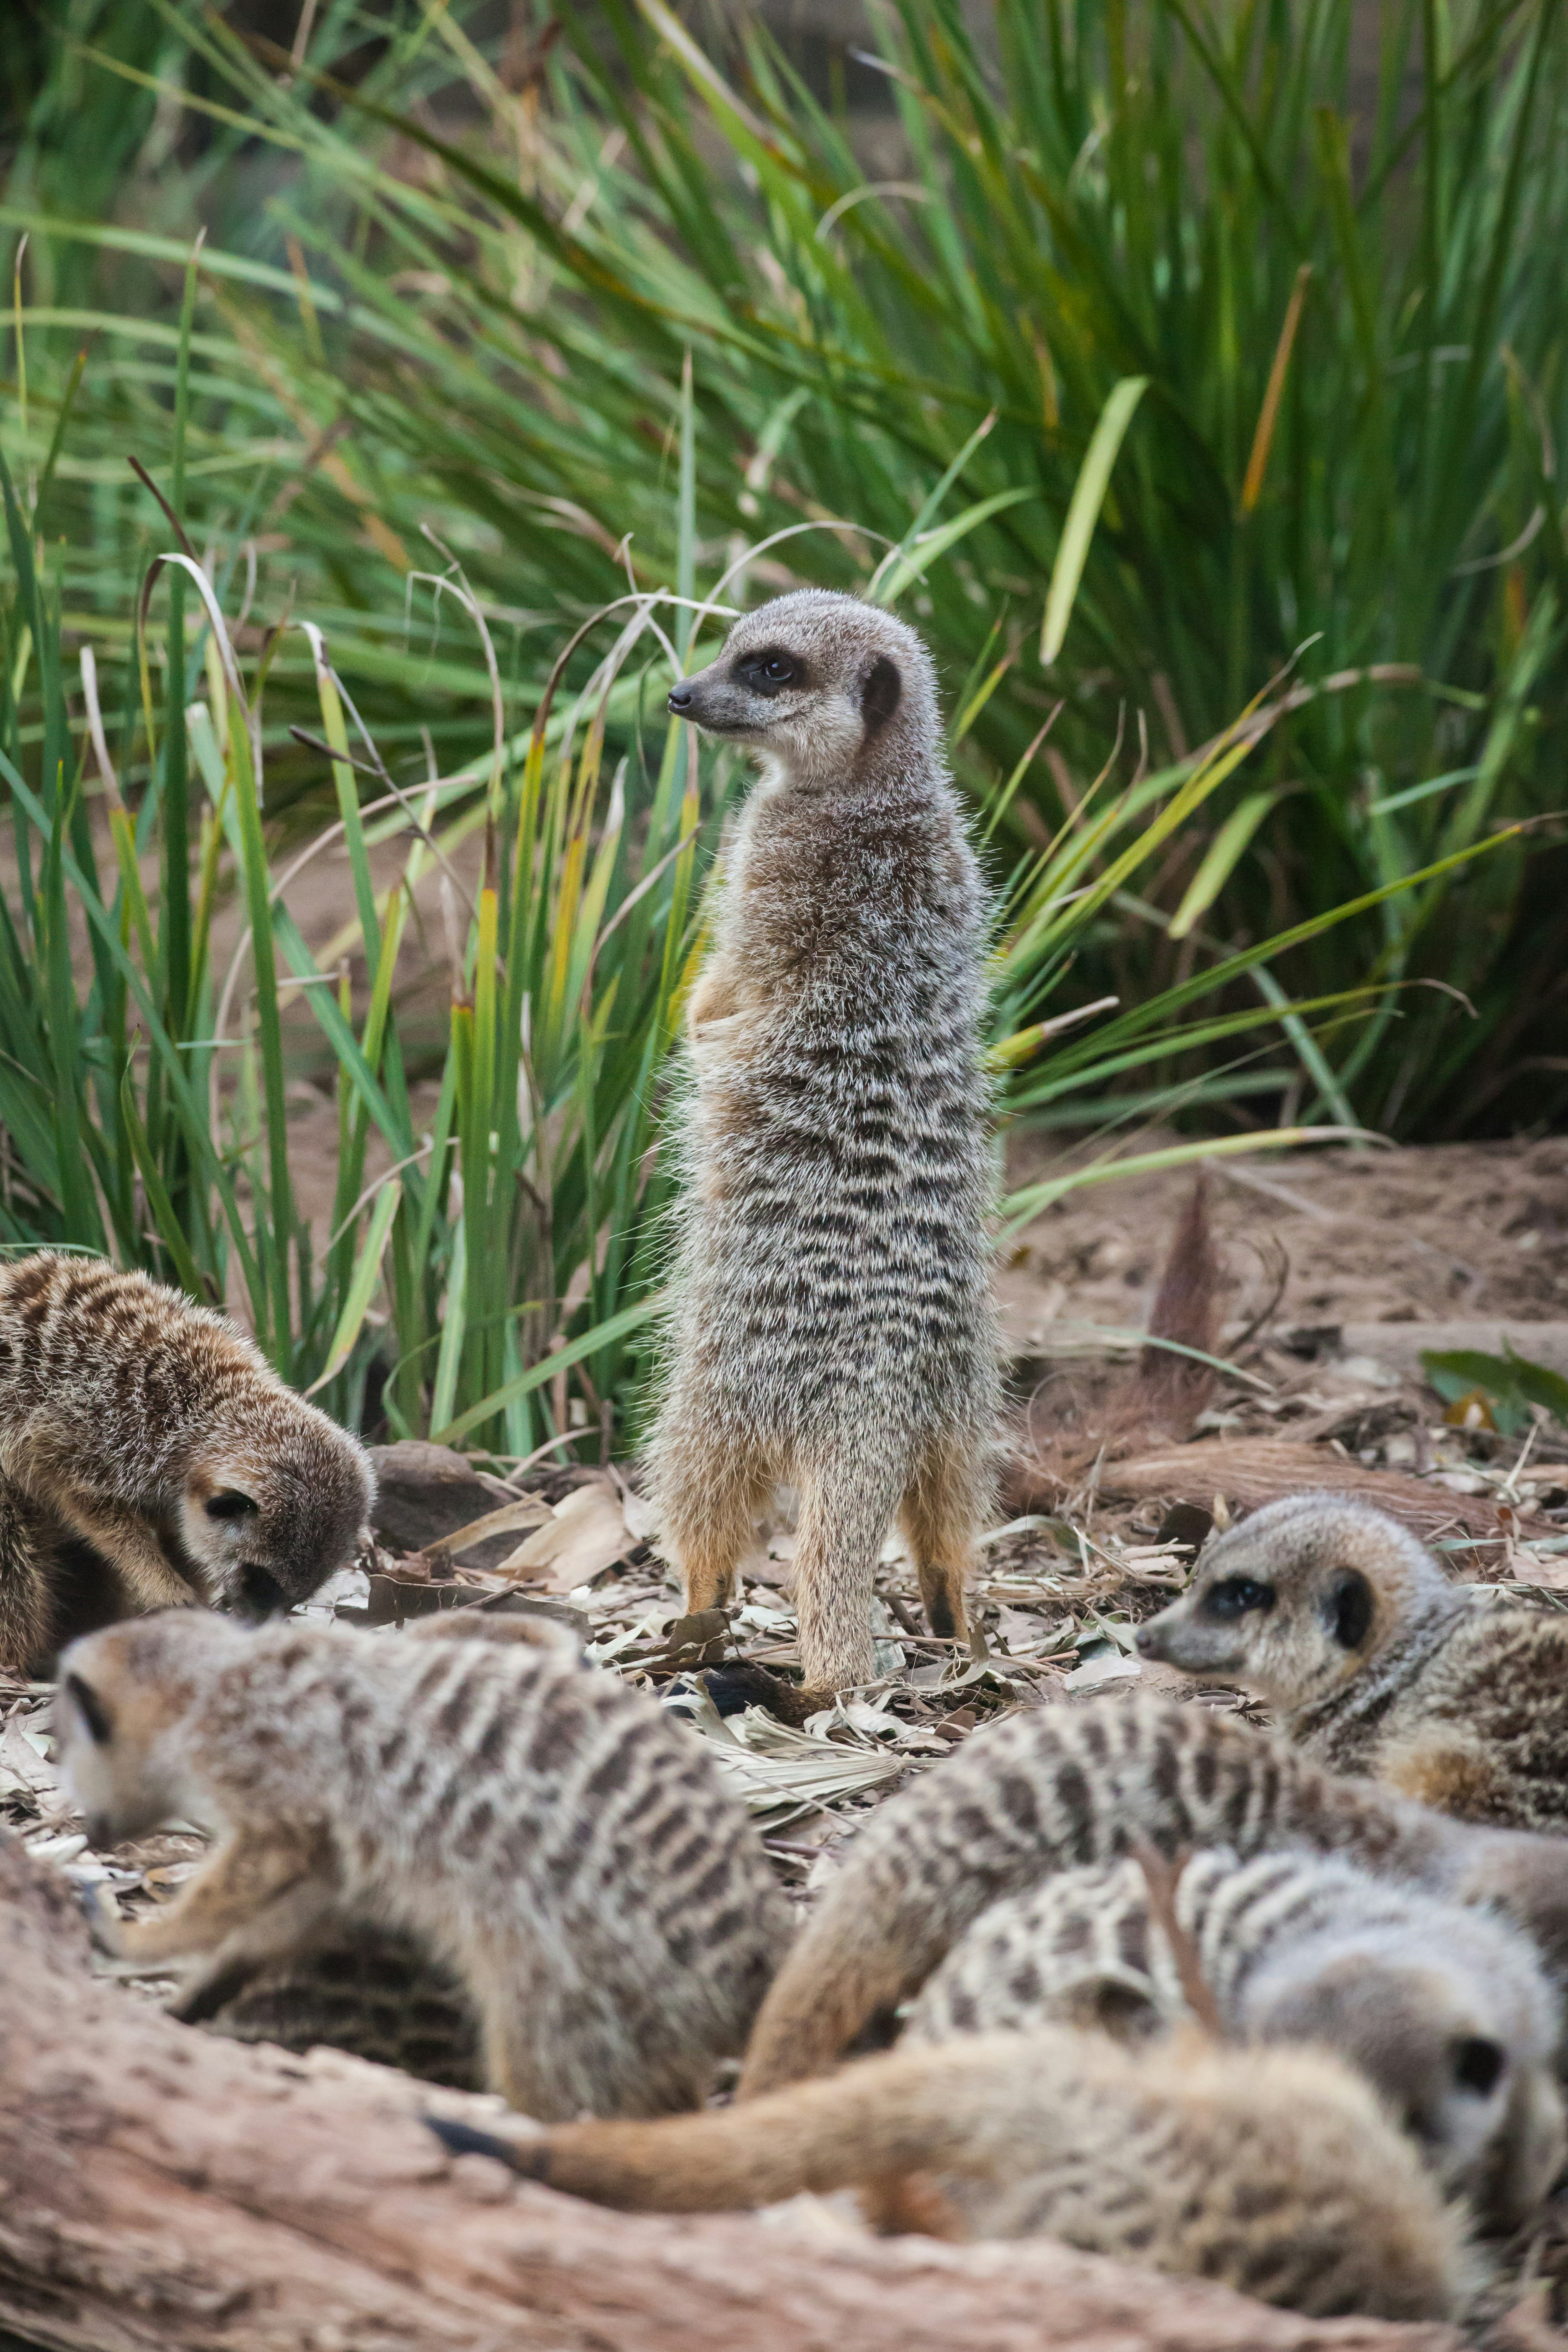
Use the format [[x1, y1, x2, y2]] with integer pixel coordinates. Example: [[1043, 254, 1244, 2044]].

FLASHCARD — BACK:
[[0, 309, 1506, 1448], [7, 0, 1564, 1132]]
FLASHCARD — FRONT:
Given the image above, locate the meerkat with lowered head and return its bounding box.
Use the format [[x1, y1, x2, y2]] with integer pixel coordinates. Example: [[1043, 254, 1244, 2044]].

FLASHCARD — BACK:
[[54, 1608, 794, 2121], [430, 2027, 1473, 2323], [736, 1692, 1568, 2095], [1135, 1493, 1568, 1831], [651, 592, 999, 1696], [0, 1252, 372, 1672], [907, 1845, 1565, 2229]]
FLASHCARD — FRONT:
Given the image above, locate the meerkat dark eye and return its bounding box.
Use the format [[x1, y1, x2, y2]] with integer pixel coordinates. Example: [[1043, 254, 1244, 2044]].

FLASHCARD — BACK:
[[1452, 2035, 1504, 2098], [738, 647, 801, 694], [1324, 1568, 1374, 1650], [1204, 1576, 1274, 1619], [66, 1671, 113, 1746], [205, 1491, 258, 1522]]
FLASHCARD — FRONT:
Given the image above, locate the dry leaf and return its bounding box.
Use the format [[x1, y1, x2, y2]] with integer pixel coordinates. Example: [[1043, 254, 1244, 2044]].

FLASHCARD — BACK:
[[497, 1483, 632, 1591], [1062, 1651, 1142, 1693]]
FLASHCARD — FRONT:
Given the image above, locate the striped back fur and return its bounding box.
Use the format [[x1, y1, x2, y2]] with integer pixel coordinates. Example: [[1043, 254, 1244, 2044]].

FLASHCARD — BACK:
[[0, 1251, 371, 1668], [908, 1846, 1565, 2226], [738, 1693, 1568, 2095], [61, 1613, 794, 2120]]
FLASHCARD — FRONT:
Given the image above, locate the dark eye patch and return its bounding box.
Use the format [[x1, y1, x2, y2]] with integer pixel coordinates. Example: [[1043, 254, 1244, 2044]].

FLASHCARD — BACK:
[[1324, 1568, 1374, 1650], [1202, 1576, 1274, 1620], [205, 1491, 258, 1522], [735, 646, 802, 695], [66, 1670, 113, 1746], [1453, 2035, 1504, 2098]]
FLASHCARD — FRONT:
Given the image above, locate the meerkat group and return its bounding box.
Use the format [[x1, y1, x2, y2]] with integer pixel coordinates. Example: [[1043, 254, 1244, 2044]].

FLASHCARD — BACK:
[[22, 596, 1568, 2324]]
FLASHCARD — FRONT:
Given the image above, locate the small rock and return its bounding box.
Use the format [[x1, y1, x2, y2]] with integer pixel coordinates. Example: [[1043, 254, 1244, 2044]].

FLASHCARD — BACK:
[[366, 1441, 518, 1570]]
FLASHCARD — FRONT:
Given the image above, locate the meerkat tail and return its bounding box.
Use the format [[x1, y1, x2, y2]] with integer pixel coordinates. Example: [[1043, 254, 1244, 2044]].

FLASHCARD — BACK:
[[431, 2045, 995, 2212], [426, 2031, 1471, 2322]]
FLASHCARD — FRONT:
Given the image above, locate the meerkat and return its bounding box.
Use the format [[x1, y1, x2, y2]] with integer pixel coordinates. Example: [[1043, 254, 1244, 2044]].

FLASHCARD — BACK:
[[0, 1252, 373, 1671], [651, 591, 999, 1696], [907, 1845, 1565, 2230], [736, 1692, 1568, 2096], [428, 2026, 1473, 2323], [1135, 1493, 1568, 1831], [53, 1608, 795, 2121], [205, 1927, 482, 2090]]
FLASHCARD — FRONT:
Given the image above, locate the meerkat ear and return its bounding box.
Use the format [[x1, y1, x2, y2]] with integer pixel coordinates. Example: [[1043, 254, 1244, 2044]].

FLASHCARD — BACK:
[[1325, 1568, 1374, 1650], [861, 654, 901, 733], [65, 1671, 113, 1746]]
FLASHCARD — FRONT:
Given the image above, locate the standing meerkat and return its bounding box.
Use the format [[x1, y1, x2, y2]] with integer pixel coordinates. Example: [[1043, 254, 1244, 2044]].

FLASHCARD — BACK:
[[1135, 1493, 1568, 1829], [0, 1252, 373, 1671], [907, 1845, 1565, 2230], [652, 590, 999, 1696], [736, 1693, 1568, 2095], [53, 1609, 795, 2121], [428, 2027, 1474, 2324]]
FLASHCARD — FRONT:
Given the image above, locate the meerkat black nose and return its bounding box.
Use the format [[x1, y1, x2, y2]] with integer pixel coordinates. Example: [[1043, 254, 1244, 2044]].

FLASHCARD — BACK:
[[667, 683, 694, 713], [232, 1563, 291, 1621], [1135, 1622, 1169, 1661]]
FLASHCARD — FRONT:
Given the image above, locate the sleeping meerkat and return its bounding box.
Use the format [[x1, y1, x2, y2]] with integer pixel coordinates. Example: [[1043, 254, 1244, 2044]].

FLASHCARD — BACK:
[[0, 1252, 372, 1671], [736, 1693, 1568, 2097], [907, 1845, 1565, 2230], [652, 591, 999, 1696], [53, 1609, 794, 2121], [428, 2027, 1474, 2324], [1135, 1493, 1568, 1830]]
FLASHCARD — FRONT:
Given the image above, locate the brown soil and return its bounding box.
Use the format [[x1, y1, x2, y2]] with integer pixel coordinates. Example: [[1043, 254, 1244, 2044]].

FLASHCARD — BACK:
[[999, 1132, 1568, 1345]]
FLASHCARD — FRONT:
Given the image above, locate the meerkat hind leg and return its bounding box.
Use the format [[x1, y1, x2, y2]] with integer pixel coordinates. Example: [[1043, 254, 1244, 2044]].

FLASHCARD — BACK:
[[791, 1449, 902, 1694], [661, 1438, 772, 1618], [899, 1434, 985, 1644]]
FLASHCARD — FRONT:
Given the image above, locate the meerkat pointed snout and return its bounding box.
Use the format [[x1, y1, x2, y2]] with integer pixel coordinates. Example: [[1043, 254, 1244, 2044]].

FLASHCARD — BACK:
[[653, 592, 999, 1697], [1136, 1492, 1568, 1832], [0, 1253, 373, 1669]]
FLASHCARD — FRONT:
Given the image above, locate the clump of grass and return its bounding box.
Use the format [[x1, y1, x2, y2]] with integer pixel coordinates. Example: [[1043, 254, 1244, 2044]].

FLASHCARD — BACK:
[[18, 0, 1560, 1130], [0, 314, 1507, 1447]]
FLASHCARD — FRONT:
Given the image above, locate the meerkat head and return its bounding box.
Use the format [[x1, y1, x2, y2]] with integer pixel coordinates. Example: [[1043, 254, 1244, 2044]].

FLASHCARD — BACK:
[[54, 1613, 245, 1848], [177, 1400, 374, 1623], [666, 590, 939, 787], [1134, 1494, 1456, 1712], [1244, 1919, 1565, 2228]]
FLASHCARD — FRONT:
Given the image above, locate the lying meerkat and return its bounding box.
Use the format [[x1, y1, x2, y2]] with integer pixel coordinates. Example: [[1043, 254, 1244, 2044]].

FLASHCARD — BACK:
[[428, 2026, 1475, 2324], [54, 1609, 794, 2121], [908, 1844, 1565, 2230], [652, 591, 999, 1696], [1135, 1493, 1568, 1829], [0, 1252, 372, 1671], [736, 1693, 1568, 2097]]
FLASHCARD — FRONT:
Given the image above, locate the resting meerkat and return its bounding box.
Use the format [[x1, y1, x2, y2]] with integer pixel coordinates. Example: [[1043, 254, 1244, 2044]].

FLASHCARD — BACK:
[[652, 591, 999, 1695], [429, 2028, 1473, 2323], [908, 1845, 1565, 2229], [53, 1609, 794, 2121], [1135, 1493, 1568, 1829], [736, 1693, 1568, 2096], [0, 1252, 372, 1671]]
